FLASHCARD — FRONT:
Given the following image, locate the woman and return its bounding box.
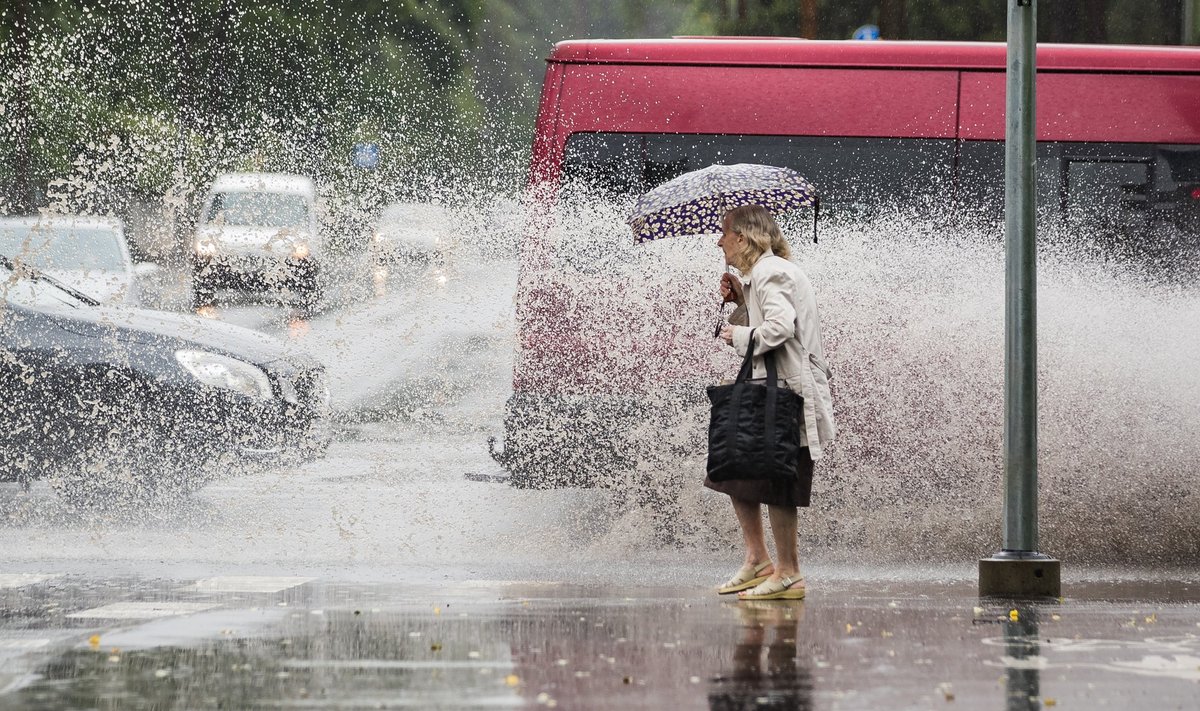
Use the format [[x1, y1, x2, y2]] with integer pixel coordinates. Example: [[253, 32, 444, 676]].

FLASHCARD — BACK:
[[707, 204, 835, 601]]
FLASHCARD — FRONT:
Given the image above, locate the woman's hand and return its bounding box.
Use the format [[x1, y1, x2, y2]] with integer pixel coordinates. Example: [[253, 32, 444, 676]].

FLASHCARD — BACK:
[[719, 272, 744, 305], [719, 325, 734, 345]]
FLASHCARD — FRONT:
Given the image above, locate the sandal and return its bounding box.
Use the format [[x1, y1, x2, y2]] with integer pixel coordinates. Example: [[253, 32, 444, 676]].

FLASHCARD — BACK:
[[737, 575, 806, 601], [717, 561, 773, 595]]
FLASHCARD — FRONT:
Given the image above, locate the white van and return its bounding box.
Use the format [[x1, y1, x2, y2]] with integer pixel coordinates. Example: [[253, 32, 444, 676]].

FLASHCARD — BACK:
[[192, 173, 323, 307]]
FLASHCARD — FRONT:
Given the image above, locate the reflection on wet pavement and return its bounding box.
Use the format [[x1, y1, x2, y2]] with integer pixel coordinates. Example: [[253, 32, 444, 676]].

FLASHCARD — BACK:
[[709, 602, 812, 710], [2, 576, 1200, 709], [372, 266, 389, 298]]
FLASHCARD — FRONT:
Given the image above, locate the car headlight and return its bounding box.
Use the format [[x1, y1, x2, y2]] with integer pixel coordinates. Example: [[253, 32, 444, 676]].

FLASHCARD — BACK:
[[175, 349, 273, 401], [290, 241, 310, 260], [194, 237, 218, 258]]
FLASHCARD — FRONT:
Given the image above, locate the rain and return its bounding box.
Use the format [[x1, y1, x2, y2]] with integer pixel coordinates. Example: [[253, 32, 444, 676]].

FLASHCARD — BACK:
[[3, 1, 1200, 708]]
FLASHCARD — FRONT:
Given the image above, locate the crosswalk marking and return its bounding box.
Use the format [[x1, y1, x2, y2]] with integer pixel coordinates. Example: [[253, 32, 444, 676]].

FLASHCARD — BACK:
[[67, 602, 221, 620], [0, 574, 59, 589], [184, 576, 315, 593]]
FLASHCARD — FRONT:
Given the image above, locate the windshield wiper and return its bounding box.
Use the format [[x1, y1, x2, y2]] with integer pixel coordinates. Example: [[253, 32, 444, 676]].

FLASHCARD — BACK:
[[0, 253, 101, 307]]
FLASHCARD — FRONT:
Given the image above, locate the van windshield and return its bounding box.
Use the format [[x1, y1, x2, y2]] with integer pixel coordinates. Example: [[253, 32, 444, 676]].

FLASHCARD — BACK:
[[207, 192, 310, 228]]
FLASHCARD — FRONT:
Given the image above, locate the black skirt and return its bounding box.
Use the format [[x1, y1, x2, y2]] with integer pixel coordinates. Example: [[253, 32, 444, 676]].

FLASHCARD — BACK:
[[703, 446, 814, 507]]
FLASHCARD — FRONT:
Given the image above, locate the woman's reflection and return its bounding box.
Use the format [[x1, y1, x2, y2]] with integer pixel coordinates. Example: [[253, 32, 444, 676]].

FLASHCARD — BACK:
[[708, 601, 813, 710]]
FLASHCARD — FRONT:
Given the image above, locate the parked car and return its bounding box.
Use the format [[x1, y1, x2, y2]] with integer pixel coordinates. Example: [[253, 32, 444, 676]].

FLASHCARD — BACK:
[[0, 254, 331, 504], [0, 215, 157, 305], [369, 202, 455, 268], [192, 173, 323, 308]]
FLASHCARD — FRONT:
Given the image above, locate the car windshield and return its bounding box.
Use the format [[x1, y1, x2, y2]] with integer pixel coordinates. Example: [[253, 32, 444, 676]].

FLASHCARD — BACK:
[[207, 191, 310, 228], [0, 224, 126, 272], [0, 257, 97, 309]]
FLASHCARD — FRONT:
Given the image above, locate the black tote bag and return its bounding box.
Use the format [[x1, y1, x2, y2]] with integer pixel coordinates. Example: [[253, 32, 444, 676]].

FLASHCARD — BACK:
[[706, 329, 805, 482]]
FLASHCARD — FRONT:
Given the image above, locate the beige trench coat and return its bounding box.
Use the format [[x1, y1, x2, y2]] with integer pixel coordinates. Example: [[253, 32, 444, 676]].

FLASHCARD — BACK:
[[727, 251, 836, 460]]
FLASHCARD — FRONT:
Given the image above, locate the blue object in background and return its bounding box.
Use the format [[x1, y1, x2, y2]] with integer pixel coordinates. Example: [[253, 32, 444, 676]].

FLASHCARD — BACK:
[[352, 142, 380, 169], [852, 24, 881, 41]]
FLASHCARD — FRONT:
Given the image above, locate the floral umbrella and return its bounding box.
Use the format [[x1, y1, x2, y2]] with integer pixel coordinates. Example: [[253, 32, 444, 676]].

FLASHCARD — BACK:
[[627, 163, 819, 243]]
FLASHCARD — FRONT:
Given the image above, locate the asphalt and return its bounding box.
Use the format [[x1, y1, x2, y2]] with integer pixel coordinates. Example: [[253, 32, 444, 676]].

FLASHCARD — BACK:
[[2, 572, 1198, 710]]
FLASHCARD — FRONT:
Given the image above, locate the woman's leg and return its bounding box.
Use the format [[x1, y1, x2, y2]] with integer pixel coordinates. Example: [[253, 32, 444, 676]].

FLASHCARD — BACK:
[[731, 497, 773, 569], [766, 504, 801, 580]]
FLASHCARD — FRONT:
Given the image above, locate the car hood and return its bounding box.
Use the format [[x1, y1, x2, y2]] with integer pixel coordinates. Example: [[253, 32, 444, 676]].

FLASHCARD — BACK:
[[55, 305, 307, 367]]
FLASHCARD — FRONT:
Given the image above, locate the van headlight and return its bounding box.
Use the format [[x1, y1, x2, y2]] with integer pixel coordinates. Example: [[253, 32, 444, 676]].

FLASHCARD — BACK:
[[175, 350, 273, 401], [290, 241, 310, 260]]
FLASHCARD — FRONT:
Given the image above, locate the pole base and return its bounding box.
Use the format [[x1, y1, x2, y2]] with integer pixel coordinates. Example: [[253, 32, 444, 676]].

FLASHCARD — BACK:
[[979, 552, 1061, 598]]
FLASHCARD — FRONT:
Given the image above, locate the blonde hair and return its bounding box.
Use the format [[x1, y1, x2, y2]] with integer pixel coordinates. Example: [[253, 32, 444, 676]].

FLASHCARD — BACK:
[[723, 204, 791, 272]]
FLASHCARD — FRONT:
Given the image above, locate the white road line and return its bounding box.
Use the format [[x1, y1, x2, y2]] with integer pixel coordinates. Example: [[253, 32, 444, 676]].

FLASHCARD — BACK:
[[0, 574, 60, 589], [0, 639, 51, 651], [67, 602, 221, 620], [183, 576, 315, 593]]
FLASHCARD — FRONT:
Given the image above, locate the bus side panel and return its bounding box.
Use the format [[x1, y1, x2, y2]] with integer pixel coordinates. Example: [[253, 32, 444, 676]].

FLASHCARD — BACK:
[[530, 62, 567, 187], [553, 64, 960, 143], [959, 72, 1200, 143]]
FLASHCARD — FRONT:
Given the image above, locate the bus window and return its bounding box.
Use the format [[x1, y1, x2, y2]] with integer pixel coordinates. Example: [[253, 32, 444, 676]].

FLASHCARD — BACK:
[[560, 133, 644, 196], [957, 140, 1084, 227], [1156, 146, 1200, 231], [1061, 156, 1152, 233], [959, 141, 1200, 252], [561, 133, 956, 220]]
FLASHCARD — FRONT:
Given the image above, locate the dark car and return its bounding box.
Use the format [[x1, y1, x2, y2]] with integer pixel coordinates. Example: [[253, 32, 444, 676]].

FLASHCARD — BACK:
[[0, 255, 331, 504]]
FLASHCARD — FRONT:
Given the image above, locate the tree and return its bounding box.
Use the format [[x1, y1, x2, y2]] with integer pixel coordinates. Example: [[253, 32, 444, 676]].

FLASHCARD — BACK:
[[799, 0, 818, 37]]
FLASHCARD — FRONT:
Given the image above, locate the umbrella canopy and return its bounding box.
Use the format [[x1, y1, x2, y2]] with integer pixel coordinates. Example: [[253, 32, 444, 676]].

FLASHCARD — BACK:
[[627, 163, 818, 243]]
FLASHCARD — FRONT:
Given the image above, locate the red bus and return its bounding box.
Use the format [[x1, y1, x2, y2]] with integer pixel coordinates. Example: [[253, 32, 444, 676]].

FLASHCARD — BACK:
[[491, 38, 1200, 489]]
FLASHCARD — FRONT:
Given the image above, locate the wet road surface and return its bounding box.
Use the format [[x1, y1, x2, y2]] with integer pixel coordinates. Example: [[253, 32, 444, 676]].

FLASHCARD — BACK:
[[2, 573, 1200, 709], [5, 234, 1200, 708]]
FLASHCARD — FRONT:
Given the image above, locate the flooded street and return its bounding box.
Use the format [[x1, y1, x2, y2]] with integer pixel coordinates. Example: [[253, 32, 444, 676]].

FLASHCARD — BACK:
[[4, 574, 1200, 709]]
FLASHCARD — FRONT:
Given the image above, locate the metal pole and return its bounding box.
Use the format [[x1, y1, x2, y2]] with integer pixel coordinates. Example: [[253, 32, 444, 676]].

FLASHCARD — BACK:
[[979, 0, 1059, 598], [1004, 0, 1038, 553]]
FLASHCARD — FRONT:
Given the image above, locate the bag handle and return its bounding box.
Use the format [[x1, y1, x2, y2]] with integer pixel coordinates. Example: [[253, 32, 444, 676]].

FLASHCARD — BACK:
[[734, 328, 780, 388]]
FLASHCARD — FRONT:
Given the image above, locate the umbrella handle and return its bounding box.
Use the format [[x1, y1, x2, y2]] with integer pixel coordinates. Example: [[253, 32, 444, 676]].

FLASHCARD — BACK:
[[714, 270, 732, 337]]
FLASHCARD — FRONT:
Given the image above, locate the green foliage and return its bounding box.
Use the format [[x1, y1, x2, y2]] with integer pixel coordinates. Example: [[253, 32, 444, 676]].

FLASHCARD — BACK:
[[0, 0, 488, 214]]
